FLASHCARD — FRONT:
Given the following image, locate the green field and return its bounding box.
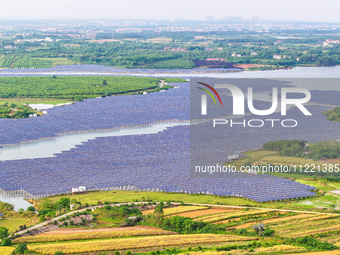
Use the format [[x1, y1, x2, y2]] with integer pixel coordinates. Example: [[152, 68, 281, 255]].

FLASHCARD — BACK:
[[0, 214, 38, 233], [0, 55, 52, 69], [35, 57, 78, 66], [0, 97, 72, 105], [38, 189, 328, 211], [0, 55, 77, 69], [0, 76, 185, 100]]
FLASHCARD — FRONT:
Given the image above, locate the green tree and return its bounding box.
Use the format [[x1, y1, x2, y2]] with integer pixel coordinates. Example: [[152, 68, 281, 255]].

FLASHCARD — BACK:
[[102, 80, 107, 86], [0, 238, 11, 246], [27, 206, 36, 212], [0, 226, 9, 240], [13, 243, 28, 254], [59, 197, 71, 209], [154, 203, 164, 213]]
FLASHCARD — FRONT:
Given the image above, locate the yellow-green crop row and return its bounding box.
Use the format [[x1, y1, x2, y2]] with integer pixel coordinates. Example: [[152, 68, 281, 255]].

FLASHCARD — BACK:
[[272, 214, 338, 227], [0, 247, 15, 255], [28, 234, 257, 254], [255, 244, 305, 253], [13, 229, 175, 244], [194, 209, 274, 223], [163, 206, 208, 216]]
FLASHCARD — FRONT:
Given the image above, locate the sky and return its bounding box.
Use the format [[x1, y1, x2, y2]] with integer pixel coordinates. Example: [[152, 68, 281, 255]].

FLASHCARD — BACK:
[[0, 0, 340, 22]]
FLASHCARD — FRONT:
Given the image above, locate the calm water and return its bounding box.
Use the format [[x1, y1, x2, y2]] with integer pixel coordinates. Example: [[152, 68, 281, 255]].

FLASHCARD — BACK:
[[0, 65, 340, 78], [0, 195, 33, 211], [146, 66, 340, 78]]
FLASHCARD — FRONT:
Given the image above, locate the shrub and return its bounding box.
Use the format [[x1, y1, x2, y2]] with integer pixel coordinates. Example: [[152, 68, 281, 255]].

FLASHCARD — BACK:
[[13, 243, 28, 254], [263, 228, 275, 237], [27, 206, 35, 212], [1, 238, 11, 246], [0, 226, 9, 239]]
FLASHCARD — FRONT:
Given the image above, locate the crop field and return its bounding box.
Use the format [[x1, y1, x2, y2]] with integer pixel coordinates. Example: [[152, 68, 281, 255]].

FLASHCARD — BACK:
[[0, 76, 183, 100], [254, 244, 305, 253], [174, 208, 240, 218], [157, 205, 340, 246], [226, 212, 340, 242], [193, 209, 274, 223], [11, 56, 52, 69], [0, 247, 15, 255], [27, 234, 256, 254], [227, 213, 311, 229], [0, 55, 52, 68], [143, 206, 208, 216], [34, 57, 78, 66], [289, 251, 340, 255], [0, 55, 16, 67], [13, 228, 175, 243]]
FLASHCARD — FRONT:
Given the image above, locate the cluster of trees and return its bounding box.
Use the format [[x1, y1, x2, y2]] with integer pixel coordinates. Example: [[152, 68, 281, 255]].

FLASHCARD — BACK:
[[0, 103, 36, 119], [263, 140, 307, 157], [160, 215, 215, 234], [38, 197, 72, 222], [308, 141, 340, 160], [263, 140, 340, 160], [0, 201, 14, 212], [283, 236, 336, 251], [324, 106, 340, 122], [0, 226, 11, 246]]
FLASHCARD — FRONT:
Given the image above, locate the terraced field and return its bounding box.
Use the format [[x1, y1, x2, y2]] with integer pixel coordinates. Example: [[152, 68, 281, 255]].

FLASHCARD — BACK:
[[0, 247, 15, 255], [174, 208, 240, 218], [193, 209, 275, 223], [142, 206, 208, 216], [14, 227, 175, 244], [28, 234, 256, 254], [159, 205, 340, 246]]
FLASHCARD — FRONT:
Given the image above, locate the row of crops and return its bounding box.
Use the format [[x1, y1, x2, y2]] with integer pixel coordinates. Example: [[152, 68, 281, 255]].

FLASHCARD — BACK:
[[26, 234, 254, 254], [0, 76, 185, 99], [0, 55, 52, 68]]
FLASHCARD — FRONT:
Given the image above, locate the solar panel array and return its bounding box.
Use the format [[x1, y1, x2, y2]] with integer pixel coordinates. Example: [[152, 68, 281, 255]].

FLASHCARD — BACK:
[[0, 125, 316, 202], [0, 82, 190, 146], [1, 78, 339, 201]]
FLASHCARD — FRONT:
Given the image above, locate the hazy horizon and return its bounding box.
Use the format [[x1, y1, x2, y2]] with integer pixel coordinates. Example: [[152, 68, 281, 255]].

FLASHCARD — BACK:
[[0, 0, 340, 23]]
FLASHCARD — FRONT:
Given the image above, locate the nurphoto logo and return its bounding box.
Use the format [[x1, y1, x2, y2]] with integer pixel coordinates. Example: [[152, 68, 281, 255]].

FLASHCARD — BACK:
[[197, 81, 312, 128]]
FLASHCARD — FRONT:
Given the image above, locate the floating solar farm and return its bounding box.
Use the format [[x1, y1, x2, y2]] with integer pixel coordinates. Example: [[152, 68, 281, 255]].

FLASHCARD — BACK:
[[1, 78, 340, 201]]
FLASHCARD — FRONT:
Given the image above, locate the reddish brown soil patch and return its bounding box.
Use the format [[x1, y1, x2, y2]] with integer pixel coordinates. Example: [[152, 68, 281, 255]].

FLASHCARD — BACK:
[[324, 159, 340, 164]]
